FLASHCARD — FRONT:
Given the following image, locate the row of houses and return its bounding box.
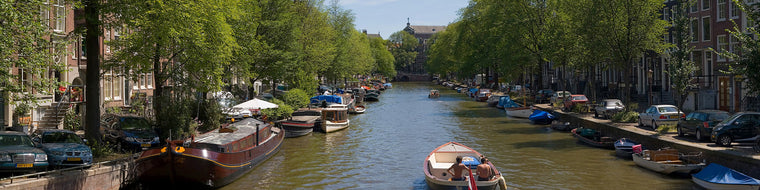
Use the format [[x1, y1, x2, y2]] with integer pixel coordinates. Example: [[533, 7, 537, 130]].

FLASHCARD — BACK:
[[2, 2, 155, 130], [537, 0, 759, 113]]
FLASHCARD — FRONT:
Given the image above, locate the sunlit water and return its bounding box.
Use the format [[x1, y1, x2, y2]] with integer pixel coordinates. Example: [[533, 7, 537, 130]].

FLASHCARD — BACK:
[[212, 82, 694, 190]]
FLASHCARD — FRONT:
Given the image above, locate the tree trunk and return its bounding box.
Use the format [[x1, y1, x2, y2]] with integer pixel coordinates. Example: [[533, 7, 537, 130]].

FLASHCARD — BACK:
[[153, 43, 164, 136], [84, 0, 101, 143]]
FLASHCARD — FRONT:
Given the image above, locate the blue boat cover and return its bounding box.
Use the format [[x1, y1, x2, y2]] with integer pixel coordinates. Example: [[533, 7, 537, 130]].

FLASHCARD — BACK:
[[529, 110, 556, 121], [693, 163, 760, 185], [310, 95, 343, 104], [461, 156, 481, 169], [498, 96, 521, 108], [383, 83, 392, 87], [468, 88, 479, 94]]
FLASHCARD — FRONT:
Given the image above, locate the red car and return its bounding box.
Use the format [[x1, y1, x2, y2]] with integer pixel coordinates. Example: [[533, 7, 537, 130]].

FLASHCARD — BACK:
[[563, 94, 589, 111]]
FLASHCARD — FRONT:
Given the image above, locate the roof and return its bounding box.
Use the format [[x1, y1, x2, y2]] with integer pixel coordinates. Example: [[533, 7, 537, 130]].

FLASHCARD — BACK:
[[409, 25, 447, 34], [367, 33, 382, 39], [194, 118, 268, 145]]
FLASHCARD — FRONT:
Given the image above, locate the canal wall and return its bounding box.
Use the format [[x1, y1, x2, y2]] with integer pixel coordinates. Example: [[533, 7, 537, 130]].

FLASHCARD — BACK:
[[0, 158, 136, 190], [538, 106, 760, 179]]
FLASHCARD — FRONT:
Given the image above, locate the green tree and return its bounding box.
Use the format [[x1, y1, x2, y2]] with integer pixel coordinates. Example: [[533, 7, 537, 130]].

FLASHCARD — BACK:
[[1, 0, 68, 118], [292, 0, 335, 91], [389, 31, 419, 72], [715, 1, 760, 96], [369, 37, 396, 78], [103, 0, 240, 137], [667, 0, 698, 111]]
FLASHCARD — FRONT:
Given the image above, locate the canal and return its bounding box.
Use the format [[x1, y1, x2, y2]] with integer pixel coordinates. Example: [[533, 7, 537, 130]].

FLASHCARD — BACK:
[[220, 82, 694, 190]]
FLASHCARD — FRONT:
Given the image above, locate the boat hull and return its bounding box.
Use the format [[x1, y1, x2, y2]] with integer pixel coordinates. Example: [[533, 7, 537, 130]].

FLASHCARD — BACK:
[[424, 175, 505, 190], [571, 128, 615, 149], [321, 120, 350, 133], [423, 142, 508, 190], [281, 123, 314, 138], [505, 107, 532, 118], [137, 126, 285, 188], [632, 153, 704, 174]]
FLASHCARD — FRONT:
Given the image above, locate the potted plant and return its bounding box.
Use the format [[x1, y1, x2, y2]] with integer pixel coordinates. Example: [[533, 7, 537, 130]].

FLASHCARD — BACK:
[[12, 102, 32, 133]]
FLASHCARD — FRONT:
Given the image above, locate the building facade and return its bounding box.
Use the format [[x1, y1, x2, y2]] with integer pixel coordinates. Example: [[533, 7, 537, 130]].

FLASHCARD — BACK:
[[398, 21, 446, 81]]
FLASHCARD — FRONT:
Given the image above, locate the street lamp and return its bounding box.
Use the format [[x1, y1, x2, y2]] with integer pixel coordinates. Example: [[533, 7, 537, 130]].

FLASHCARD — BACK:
[[648, 69, 653, 106]]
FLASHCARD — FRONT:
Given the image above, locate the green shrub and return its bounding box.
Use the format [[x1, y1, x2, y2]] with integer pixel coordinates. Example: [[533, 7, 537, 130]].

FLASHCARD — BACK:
[[87, 140, 114, 158], [571, 104, 588, 113], [282, 88, 310, 109], [612, 111, 639, 123], [63, 108, 81, 131], [261, 98, 293, 121], [627, 102, 639, 112], [657, 124, 677, 134]]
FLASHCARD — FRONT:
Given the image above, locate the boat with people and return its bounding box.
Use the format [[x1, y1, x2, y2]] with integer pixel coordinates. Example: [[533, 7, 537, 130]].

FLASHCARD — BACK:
[[528, 109, 556, 125], [613, 138, 639, 159], [571, 127, 615, 149], [692, 163, 760, 190], [632, 148, 705, 175], [279, 108, 322, 138], [320, 104, 350, 133], [429, 90, 440, 98], [136, 118, 284, 188], [424, 142, 508, 190]]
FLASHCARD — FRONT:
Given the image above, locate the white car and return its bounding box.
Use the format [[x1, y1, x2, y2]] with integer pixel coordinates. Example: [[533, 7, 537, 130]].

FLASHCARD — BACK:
[[550, 91, 571, 106], [639, 105, 684, 130]]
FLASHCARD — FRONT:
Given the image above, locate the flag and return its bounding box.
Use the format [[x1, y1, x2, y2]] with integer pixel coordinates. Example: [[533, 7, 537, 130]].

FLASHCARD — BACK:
[[467, 167, 478, 190]]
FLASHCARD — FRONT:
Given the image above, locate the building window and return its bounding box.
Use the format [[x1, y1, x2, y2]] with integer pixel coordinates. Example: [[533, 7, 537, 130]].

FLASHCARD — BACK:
[[718, 0, 726, 21], [104, 72, 112, 101], [80, 36, 86, 59], [703, 0, 710, 10], [40, 2, 49, 26], [105, 30, 110, 53], [729, 36, 739, 55], [664, 8, 670, 21], [691, 19, 699, 42], [704, 52, 712, 78], [54, 0, 65, 32], [717, 35, 727, 61], [139, 73, 146, 89], [113, 74, 122, 100], [702, 17, 710, 41], [691, 1, 699, 12], [146, 72, 153, 89], [730, 1, 740, 19]]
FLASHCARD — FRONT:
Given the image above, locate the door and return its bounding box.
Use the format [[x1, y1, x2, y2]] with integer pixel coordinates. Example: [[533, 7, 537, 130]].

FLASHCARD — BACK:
[[683, 113, 698, 133], [719, 77, 730, 111], [641, 107, 653, 126], [734, 114, 756, 140]]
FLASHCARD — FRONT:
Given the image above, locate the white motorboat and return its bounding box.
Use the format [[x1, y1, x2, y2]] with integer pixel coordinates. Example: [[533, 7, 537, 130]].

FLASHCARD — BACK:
[[424, 142, 508, 190], [505, 107, 532, 118], [632, 149, 705, 175], [320, 104, 350, 133]]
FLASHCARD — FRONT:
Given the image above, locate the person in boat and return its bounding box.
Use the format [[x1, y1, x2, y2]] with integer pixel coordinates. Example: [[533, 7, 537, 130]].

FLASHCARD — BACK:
[[477, 157, 493, 181], [447, 156, 468, 181]]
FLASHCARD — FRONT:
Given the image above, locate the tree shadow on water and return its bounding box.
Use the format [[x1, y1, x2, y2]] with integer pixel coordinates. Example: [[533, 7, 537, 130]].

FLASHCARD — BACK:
[[511, 138, 580, 150]]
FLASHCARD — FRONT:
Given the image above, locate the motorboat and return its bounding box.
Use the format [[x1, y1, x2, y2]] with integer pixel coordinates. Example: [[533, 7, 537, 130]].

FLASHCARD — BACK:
[[320, 104, 350, 133], [571, 128, 615, 149], [505, 107, 533, 118], [528, 109, 556, 125], [632, 148, 705, 175], [279, 108, 321, 138], [613, 138, 638, 159], [424, 142, 508, 190], [429, 90, 440, 98], [350, 105, 366, 114], [692, 163, 760, 190]]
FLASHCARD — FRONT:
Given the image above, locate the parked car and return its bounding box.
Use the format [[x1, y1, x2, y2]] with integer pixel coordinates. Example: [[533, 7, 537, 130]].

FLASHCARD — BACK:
[[100, 114, 161, 152], [32, 129, 93, 168], [550, 91, 571, 106], [476, 89, 491, 101], [563, 94, 589, 111], [711, 112, 760, 146], [534, 89, 554, 104], [0, 131, 48, 173], [638, 105, 684, 130], [594, 99, 625, 119], [677, 110, 730, 141]]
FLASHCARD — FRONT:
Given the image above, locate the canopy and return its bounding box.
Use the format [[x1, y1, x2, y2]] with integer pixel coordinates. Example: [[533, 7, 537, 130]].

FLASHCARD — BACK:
[[232, 98, 278, 110], [310, 95, 343, 105], [498, 96, 521, 108], [693, 163, 760, 185], [529, 109, 556, 124]]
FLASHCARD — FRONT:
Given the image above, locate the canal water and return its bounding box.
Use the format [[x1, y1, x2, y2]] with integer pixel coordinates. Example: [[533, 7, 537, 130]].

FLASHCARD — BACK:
[[220, 82, 694, 190]]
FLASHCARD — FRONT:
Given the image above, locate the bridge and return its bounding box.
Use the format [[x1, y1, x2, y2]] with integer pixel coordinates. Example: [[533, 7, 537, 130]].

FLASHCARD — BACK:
[[394, 72, 430, 82]]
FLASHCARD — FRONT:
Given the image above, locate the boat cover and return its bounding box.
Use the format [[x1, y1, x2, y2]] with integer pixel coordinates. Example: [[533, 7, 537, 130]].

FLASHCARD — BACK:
[[383, 83, 392, 87], [498, 96, 521, 108], [310, 95, 343, 104], [468, 88, 479, 95], [461, 156, 481, 169], [693, 163, 760, 185], [529, 110, 556, 123]]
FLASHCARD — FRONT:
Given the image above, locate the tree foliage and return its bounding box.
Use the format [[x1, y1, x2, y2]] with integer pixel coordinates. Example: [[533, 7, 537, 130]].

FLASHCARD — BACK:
[[667, 0, 698, 110], [389, 31, 419, 71], [369, 37, 396, 78]]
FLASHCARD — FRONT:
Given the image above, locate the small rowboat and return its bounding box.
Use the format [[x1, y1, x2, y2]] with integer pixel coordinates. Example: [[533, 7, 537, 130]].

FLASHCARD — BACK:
[[571, 128, 615, 149], [350, 105, 366, 114], [632, 148, 705, 175], [424, 142, 508, 190], [613, 138, 638, 159], [505, 107, 532, 118], [692, 163, 760, 190]]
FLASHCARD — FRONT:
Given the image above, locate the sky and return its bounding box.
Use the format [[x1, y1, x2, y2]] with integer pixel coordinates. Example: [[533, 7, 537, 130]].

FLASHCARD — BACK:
[[339, 0, 470, 39]]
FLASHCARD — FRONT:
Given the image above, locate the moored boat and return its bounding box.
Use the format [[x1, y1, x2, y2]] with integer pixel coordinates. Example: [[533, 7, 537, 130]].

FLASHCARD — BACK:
[[350, 105, 366, 114], [428, 90, 440, 98], [136, 118, 284, 188], [549, 120, 575, 131], [571, 128, 615, 149], [692, 163, 760, 190], [365, 90, 380, 101], [528, 109, 556, 125], [613, 138, 638, 159], [424, 142, 508, 190], [632, 148, 705, 175], [279, 108, 321, 138], [320, 104, 350, 133], [505, 107, 533, 118]]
